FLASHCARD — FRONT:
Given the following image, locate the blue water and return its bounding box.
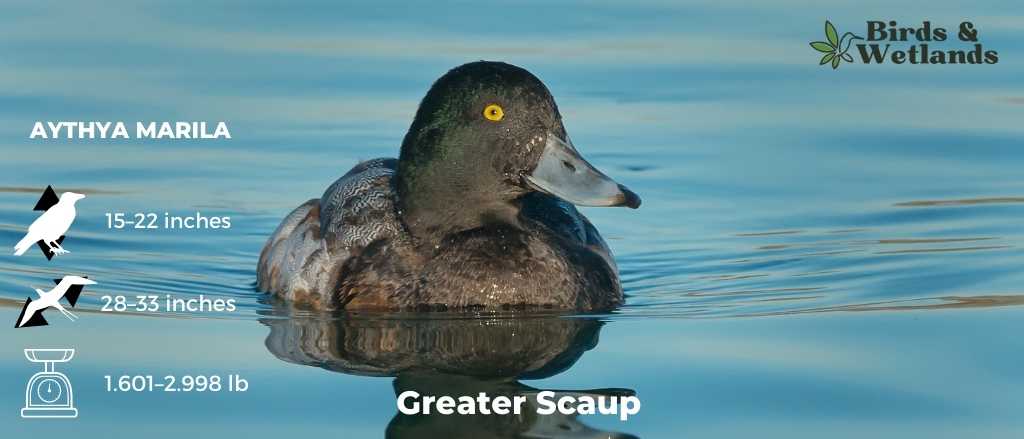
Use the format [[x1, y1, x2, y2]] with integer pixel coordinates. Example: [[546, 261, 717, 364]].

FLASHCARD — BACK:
[[2, 1, 1023, 437]]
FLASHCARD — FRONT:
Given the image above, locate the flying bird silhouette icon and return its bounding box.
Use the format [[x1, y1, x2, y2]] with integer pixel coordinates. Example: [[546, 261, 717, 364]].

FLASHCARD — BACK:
[[13, 186, 84, 259], [15, 276, 95, 328]]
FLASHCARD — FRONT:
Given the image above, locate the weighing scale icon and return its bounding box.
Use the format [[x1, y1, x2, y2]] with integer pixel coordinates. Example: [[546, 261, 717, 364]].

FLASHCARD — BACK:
[[21, 348, 78, 418]]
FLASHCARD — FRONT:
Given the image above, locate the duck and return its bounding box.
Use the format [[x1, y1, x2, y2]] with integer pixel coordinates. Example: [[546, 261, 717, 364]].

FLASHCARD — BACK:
[[257, 61, 640, 312]]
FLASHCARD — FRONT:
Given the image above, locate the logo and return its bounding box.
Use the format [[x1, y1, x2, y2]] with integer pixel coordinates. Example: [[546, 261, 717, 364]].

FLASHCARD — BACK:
[[809, 20, 862, 69], [810, 20, 999, 68]]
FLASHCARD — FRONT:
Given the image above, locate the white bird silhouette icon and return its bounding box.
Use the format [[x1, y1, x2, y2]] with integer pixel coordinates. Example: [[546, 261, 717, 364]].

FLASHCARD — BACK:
[[13, 191, 85, 257], [15, 276, 96, 328]]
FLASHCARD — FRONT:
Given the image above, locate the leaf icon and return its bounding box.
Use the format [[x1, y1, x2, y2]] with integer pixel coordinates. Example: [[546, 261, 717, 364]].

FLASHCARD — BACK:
[[831, 56, 841, 69], [810, 41, 834, 53], [825, 21, 839, 47], [820, 53, 836, 65], [841, 53, 853, 62]]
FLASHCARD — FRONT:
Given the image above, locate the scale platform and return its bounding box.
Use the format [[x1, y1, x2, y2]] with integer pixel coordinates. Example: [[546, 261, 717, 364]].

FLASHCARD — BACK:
[[25, 348, 74, 363]]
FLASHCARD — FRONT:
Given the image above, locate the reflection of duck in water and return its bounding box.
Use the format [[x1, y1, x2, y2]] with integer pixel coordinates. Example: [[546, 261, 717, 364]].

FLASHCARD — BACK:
[[257, 61, 640, 312], [261, 310, 638, 438]]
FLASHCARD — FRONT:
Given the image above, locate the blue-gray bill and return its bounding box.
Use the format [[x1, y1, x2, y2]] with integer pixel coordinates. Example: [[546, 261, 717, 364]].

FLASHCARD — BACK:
[[524, 134, 641, 209]]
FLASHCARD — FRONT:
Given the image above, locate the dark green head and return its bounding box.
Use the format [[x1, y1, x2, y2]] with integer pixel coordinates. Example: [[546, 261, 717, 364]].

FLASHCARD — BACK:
[[396, 61, 640, 236]]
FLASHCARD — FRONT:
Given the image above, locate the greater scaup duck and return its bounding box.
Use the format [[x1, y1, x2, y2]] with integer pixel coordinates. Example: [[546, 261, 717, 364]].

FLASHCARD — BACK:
[[257, 61, 640, 311]]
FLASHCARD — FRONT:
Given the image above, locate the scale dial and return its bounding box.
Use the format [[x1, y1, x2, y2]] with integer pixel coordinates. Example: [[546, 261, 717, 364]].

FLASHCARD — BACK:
[[36, 378, 63, 403]]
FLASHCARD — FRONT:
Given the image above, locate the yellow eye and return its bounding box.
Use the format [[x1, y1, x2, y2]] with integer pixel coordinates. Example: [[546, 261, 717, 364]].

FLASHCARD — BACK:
[[483, 104, 504, 122]]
